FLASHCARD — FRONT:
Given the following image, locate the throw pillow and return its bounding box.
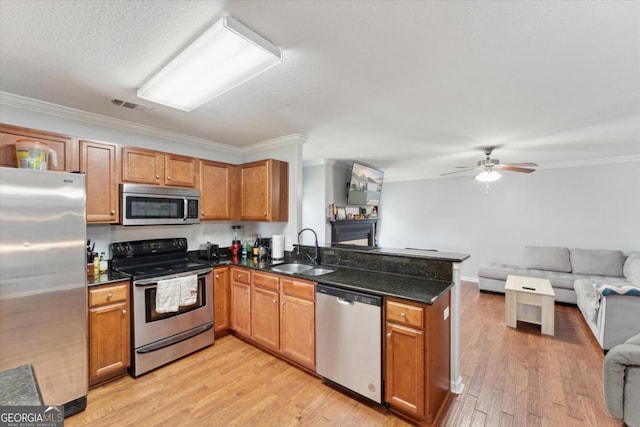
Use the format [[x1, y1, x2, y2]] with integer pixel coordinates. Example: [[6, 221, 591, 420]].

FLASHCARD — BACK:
[[623, 253, 640, 284], [593, 282, 640, 309]]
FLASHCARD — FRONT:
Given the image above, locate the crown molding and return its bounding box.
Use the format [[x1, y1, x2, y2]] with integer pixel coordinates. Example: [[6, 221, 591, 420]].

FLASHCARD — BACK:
[[303, 158, 336, 168], [0, 92, 305, 155]]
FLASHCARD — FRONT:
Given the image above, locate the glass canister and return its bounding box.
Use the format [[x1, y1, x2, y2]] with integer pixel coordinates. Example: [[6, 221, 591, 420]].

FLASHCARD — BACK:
[[15, 139, 58, 171]]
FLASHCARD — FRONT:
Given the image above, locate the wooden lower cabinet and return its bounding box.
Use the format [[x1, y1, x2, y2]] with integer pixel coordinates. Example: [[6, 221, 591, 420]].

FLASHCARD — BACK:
[[230, 268, 316, 370], [230, 267, 252, 337], [384, 293, 451, 425], [88, 281, 130, 387], [213, 267, 231, 335]]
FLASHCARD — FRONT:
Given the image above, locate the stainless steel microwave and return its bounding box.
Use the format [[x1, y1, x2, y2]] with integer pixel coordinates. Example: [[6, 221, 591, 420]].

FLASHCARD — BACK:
[[120, 184, 200, 225]]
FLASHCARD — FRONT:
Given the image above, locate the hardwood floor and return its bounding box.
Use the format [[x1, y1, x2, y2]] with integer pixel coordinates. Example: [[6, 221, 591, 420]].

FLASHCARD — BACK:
[[66, 282, 623, 426]]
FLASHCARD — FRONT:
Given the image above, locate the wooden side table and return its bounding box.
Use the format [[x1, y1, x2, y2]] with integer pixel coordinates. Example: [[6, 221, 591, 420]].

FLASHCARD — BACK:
[[505, 275, 555, 336]]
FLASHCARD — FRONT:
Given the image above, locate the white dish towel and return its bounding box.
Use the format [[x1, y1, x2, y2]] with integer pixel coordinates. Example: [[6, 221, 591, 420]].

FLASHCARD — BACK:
[[155, 277, 182, 313], [179, 274, 198, 306]]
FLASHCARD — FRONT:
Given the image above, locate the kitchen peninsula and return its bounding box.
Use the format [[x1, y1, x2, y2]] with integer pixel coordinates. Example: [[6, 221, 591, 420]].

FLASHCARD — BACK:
[[196, 243, 470, 425]]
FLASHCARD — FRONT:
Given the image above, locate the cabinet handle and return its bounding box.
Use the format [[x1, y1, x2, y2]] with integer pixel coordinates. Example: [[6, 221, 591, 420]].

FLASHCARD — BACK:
[[272, 299, 277, 303], [167, 176, 171, 180], [122, 309, 127, 315], [264, 212, 268, 217], [107, 293, 113, 299], [111, 210, 116, 215], [400, 312, 406, 317], [387, 332, 392, 337], [215, 275, 220, 279], [155, 174, 160, 179], [244, 291, 249, 295], [201, 211, 205, 215]]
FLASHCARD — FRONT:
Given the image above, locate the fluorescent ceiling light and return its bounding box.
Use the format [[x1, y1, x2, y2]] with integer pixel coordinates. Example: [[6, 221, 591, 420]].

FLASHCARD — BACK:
[[138, 16, 282, 112], [474, 170, 502, 182]]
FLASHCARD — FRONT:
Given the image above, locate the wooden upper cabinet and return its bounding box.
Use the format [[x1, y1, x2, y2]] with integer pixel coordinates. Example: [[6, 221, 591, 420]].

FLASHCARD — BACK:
[[0, 123, 78, 171], [240, 159, 288, 222], [121, 147, 197, 188], [165, 153, 198, 188], [121, 146, 164, 185], [80, 140, 119, 223], [200, 160, 237, 220]]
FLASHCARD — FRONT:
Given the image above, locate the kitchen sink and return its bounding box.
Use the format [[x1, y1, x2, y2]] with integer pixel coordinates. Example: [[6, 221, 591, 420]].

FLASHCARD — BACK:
[[302, 267, 336, 276], [270, 262, 336, 276]]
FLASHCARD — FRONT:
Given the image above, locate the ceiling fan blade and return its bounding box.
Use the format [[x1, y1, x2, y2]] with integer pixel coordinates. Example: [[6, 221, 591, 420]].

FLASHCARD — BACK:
[[440, 167, 479, 176], [502, 162, 538, 167], [498, 165, 536, 173]]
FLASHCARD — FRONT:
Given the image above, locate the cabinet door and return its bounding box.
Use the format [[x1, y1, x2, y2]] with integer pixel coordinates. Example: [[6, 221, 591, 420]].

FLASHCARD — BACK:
[[280, 294, 315, 368], [1, 124, 78, 171], [230, 281, 251, 336], [80, 140, 118, 223], [213, 267, 230, 333], [121, 146, 163, 184], [165, 154, 197, 188], [251, 286, 280, 350], [200, 160, 234, 220], [88, 299, 130, 386], [240, 159, 288, 222], [385, 322, 425, 417]]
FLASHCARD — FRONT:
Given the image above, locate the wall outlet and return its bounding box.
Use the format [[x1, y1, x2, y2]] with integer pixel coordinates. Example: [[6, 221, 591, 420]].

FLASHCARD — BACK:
[[444, 306, 450, 320]]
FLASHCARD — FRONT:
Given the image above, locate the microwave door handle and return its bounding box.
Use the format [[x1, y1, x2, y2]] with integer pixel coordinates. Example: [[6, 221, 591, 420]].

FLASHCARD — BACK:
[[183, 197, 188, 221]]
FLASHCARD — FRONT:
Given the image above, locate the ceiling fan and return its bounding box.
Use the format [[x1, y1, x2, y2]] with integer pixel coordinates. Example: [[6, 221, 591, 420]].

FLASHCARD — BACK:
[[441, 146, 538, 193]]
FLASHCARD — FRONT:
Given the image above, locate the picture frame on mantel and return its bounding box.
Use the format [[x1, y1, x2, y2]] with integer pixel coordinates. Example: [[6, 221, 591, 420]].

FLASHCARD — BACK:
[[336, 207, 347, 220]]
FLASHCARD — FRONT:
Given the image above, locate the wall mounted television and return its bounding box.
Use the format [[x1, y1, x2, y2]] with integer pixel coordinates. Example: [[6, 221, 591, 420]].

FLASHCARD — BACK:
[[347, 162, 384, 206]]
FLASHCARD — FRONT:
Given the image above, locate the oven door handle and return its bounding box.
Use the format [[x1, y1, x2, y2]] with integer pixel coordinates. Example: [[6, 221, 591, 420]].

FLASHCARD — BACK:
[[134, 267, 212, 286]]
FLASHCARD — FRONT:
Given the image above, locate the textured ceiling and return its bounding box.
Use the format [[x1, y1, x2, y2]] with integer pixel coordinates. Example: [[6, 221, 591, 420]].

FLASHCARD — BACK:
[[1, 0, 639, 181]]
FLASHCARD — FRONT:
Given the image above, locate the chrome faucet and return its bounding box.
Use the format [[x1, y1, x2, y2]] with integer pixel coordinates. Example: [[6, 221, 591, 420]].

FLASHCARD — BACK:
[[297, 228, 320, 265]]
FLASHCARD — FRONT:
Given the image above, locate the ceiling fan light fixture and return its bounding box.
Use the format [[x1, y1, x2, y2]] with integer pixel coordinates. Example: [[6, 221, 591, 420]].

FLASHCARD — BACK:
[[137, 16, 282, 112], [474, 170, 502, 183]]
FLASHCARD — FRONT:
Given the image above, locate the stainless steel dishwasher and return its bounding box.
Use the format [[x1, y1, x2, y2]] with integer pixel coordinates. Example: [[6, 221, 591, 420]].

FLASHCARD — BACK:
[[316, 284, 383, 404]]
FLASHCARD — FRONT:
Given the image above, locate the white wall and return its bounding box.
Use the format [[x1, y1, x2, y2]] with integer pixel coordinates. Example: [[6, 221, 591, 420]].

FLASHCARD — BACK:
[[302, 163, 329, 245], [378, 161, 640, 280]]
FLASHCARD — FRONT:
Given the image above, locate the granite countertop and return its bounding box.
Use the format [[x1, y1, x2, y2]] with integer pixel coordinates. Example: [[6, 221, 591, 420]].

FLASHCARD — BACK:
[[0, 364, 43, 406], [200, 257, 452, 305], [88, 270, 130, 287]]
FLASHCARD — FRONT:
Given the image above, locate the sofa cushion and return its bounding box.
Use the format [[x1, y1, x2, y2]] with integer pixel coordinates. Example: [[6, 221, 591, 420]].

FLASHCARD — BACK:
[[570, 248, 624, 277], [624, 254, 640, 286], [525, 246, 571, 272]]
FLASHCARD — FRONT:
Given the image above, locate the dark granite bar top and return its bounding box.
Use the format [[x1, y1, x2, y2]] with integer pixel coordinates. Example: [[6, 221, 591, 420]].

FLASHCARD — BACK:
[[0, 364, 43, 406], [193, 256, 452, 305], [87, 270, 130, 287]]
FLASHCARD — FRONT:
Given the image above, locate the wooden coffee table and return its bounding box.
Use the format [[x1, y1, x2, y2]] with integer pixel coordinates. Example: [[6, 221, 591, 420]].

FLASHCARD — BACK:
[[505, 275, 555, 335]]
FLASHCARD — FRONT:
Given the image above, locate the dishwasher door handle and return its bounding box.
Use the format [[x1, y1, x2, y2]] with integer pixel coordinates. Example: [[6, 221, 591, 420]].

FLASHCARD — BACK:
[[337, 297, 354, 306]]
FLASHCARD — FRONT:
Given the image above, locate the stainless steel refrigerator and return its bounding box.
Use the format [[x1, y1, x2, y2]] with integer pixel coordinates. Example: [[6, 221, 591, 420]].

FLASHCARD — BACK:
[[0, 168, 87, 416]]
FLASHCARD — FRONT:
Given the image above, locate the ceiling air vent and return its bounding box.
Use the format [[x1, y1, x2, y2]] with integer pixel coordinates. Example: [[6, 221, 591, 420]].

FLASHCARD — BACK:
[[109, 98, 153, 112]]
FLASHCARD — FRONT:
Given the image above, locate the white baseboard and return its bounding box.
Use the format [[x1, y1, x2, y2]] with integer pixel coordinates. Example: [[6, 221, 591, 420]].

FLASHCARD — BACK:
[[461, 276, 479, 283]]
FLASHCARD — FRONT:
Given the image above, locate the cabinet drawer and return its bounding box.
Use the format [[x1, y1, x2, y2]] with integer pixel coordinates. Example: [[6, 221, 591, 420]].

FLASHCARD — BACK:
[[231, 268, 251, 285], [89, 283, 128, 308], [253, 271, 279, 290], [281, 278, 315, 301], [386, 299, 424, 329]]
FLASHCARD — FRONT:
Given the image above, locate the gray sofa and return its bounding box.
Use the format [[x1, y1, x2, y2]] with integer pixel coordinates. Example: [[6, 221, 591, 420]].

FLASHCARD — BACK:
[[603, 333, 640, 426], [478, 246, 640, 350]]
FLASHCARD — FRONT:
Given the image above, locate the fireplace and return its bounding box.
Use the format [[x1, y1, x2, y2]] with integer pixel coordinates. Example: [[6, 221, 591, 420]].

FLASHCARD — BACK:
[[330, 219, 377, 248]]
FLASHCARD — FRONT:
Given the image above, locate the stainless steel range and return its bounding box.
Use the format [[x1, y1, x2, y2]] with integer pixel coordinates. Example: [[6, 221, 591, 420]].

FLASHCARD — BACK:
[[110, 238, 214, 377]]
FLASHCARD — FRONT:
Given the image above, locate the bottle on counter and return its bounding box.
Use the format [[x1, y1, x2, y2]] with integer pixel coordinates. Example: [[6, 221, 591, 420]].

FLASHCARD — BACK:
[[241, 240, 248, 259], [252, 234, 260, 257], [99, 252, 108, 273], [93, 253, 100, 274]]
